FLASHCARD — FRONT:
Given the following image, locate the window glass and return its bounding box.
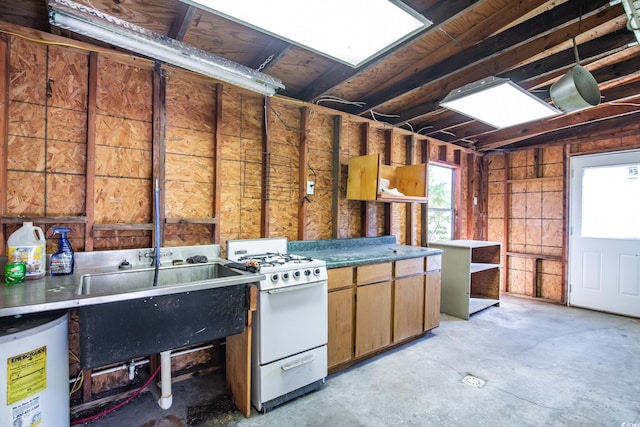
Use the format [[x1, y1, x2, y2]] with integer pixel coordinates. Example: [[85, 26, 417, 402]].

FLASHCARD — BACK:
[[428, 164, 454, 241], [581, 164, 640, 239]]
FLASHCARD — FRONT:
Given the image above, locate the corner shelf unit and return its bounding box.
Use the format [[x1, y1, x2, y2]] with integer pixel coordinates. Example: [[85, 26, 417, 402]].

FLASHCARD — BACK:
[[346, 154, 428, 203], [429, 240, 501, 320]]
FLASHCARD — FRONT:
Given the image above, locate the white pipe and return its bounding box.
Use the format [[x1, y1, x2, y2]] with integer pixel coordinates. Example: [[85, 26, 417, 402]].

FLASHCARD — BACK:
[[89, 359, 150, 378], [157, 350, 173, 409]]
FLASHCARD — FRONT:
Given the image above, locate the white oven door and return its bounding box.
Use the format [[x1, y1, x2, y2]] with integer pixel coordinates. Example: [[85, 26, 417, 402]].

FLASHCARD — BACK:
[[257, 280, 327, 364]]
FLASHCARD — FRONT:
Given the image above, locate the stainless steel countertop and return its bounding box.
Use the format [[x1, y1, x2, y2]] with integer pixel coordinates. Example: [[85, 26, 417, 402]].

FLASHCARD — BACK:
[[0, 245, 264, 317]]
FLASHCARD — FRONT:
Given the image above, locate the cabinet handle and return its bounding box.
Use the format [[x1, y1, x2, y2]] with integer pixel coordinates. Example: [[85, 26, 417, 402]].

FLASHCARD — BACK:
[[281, 354, 315, 371]]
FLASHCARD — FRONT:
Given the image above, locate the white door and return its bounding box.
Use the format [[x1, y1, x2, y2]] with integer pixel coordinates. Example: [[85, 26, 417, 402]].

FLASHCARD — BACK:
[[569, 149, 640, 317]]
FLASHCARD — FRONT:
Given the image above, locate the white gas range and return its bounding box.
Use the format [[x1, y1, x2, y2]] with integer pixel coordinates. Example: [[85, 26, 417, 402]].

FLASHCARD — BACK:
[[226, 238, 328, 412]]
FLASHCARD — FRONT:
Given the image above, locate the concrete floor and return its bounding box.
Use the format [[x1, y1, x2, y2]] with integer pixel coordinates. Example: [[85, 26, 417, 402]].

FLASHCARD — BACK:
[[75, 295, 640, 426]]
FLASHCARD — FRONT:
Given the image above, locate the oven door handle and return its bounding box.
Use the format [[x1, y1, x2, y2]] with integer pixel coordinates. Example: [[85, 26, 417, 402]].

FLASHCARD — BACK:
[[281, 354, 315, 371], [266, 281, 326, 294]]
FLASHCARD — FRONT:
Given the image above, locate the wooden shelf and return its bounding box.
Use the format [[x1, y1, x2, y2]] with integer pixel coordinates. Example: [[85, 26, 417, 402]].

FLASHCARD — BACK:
[[1, 216, 87, 224], [430, 240, 502, 320], [346, 154, 428, 203]]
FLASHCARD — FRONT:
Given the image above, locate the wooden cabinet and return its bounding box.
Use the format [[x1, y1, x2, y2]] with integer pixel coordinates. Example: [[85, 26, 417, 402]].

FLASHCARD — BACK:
[[327, 255, 442, 372], [424, 254, 442, 331], [327, 267, 354, 369], [346, 154, 428, 202], [355, 280, 392, 357], [355, 262, 392, 357], [430, 240, 501, 320]]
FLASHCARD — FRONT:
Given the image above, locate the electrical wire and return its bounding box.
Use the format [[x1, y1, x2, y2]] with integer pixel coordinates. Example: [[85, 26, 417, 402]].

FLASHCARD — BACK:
[[69, 351, 84, 396], [70, 365, 161, 426]]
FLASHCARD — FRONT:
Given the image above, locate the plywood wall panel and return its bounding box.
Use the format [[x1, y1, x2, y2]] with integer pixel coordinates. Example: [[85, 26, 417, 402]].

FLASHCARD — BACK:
[[8, 100, 45, 138], [47, 46, 88, 110], [165, 153, 213, 183], [46, 174, 85, 216], [47, 108, 87, 143], [166, 127, 214, 157], [166, 71, 216, 131], [165, 181, 213, 218], [47, 140, 86, 174], [7, 135, 45, 171], [9, 37, 45, 103], [95, 116, 152, 150], [164, 224, 213, 247], [96, 58, 152, 121], [6, 171, 45, 215], [221, 87, 262, 140], [94, 177, 151, 223], [92, 230, 151, 250], [95, 145, 152, 178]]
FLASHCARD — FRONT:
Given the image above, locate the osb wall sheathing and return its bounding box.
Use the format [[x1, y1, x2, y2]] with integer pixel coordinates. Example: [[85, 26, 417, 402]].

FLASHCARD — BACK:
[[164, 69, 217, 246], [219, 86, 263, 255], [487, 147, 564, 301]]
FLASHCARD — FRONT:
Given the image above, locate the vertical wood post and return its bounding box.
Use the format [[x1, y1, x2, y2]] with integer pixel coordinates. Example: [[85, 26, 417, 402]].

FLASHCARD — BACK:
[[261, 97, 271, 237], [332, 115, 341, 238], [502, 153, 510, 293], [384, 129, 393, 237], [406, 135, 416, 245], [84, 52, 98, 252], [420, 139, 430, 246], [152, 63, 167, 246], [466, 153, 475, 240], [298, 107, 310, 240], [212, 83, 223, 243], [360, 123, 370, 237], [0, 35, 9, 253]]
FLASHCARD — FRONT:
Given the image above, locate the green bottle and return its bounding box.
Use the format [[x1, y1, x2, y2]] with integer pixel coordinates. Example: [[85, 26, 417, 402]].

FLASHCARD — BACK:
[[5, 251, 26, 285]]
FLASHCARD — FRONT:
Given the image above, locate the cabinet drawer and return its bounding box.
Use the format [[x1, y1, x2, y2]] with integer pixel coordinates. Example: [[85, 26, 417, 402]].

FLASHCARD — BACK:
[[426, 254, 442, 272], [356, 263, 392, 285], [395, 258, 424, 277], [328, 267, 354, 291]]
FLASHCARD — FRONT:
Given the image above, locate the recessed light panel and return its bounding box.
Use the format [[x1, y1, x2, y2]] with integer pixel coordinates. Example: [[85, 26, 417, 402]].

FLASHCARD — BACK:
[[181, 0, 431, 67]]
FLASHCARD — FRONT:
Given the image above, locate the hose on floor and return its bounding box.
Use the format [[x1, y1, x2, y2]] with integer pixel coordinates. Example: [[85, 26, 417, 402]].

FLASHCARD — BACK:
[[70, 365, 161, 425]]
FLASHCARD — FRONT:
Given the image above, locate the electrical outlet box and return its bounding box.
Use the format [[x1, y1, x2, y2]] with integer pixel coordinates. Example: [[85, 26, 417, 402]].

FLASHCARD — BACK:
[[306, 181, 315, 195]]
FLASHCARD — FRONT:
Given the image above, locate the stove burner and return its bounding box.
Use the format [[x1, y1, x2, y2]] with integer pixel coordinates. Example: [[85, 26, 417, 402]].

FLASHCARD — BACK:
[[237, 252, 314, 267]]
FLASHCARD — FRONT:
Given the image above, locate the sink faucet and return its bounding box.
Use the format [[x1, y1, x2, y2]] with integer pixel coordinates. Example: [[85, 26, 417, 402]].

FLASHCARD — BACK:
[[139, 249, 173, 266]]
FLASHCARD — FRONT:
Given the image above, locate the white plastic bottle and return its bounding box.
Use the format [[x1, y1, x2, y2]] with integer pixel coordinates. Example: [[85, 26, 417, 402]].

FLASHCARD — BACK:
[[7, 222, 46, 280]]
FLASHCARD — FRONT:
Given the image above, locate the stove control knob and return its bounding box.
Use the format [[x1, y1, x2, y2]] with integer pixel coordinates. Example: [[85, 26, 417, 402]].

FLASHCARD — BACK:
[[282, 272, 290, 280], [313, 268, 321, 276], [271, 273, 279, 282], [293, 270, 301, 278], [304, 269, 311, 276]]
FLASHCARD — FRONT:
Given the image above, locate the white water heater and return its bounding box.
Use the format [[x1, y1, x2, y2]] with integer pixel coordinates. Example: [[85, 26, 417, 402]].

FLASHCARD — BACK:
[[0, 311, 69, 427]]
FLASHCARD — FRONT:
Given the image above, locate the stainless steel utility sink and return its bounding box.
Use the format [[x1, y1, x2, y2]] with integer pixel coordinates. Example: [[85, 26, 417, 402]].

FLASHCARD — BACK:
[[79, 263, 242, 295]]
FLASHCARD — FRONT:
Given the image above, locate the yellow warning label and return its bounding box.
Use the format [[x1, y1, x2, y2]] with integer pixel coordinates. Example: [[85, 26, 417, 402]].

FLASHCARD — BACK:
[[6, 346, 47, 405]]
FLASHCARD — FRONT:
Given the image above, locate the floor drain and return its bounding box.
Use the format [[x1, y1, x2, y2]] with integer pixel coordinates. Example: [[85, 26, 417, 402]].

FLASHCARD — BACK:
[[462, 374, 486, 388]]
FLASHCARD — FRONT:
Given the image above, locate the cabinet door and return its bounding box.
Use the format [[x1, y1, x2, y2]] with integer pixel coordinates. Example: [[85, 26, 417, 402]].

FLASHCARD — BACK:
[[355, 281, 392, 357], [393, 275, 425, 342], [424, 271, 441, 331], [328, 288, 354, 369]]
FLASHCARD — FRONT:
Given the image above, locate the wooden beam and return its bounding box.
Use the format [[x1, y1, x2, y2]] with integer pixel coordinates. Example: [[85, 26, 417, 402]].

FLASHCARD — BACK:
[[152, 63, 167, 247], [0, 35, 8, 254], [360, 123, 371, 237], [332, 115, 341, 238], [261, 97, 271, 237], [421, 139, 429, 246], [298, 107, 310, 240], [351, 0, 610, 116], [502, 153, 510, 293], [384, 129, 393, 237], [213, 84, 223, 243], [166, 3, 195, 41], [476, 93, 640, 150], [466, 153, 474, 239], [84, 52, 98, 252], [406, 135, 416, 245]]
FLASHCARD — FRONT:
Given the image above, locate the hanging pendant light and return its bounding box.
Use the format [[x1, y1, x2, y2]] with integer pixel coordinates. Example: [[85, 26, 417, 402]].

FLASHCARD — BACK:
[[550, 37, 601, 112]]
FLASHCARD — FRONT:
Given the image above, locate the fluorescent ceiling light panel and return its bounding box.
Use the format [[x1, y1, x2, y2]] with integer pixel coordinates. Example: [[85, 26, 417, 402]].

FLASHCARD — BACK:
[[48, 0, 284, 96], [440, 77, 561, 129], [181, 0, 431, 67]]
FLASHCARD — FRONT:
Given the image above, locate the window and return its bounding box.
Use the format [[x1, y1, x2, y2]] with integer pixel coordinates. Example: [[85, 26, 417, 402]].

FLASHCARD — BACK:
[[428, 164, 454, 242]]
